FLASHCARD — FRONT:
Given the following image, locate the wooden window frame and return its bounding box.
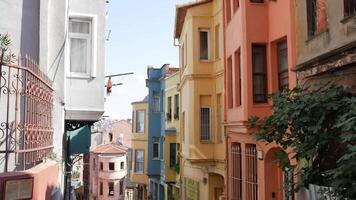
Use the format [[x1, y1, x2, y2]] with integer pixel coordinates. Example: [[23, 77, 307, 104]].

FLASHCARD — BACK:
[[252, 44, 268, 103], [200, 107, 212, 142], [199, 29, 210, 61], [227, 56, 234, 108], [277, 41, 289, 90], [234, 49, 242, 106]]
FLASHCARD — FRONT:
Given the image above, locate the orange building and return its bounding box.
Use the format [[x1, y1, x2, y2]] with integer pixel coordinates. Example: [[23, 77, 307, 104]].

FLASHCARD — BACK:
[[223, 0, 297, 199]]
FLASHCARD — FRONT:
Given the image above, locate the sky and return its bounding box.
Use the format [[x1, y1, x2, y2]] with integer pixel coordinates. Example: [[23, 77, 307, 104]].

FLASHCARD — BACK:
[[104, 0, 187, 119]]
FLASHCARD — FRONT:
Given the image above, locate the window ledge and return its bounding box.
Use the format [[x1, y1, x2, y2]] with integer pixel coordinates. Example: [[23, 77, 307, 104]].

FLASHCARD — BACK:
[[341, 14, 356, 24], [305, 29, 329, 43], [200, 140, 214, 144], [67, 73, 92, 79], [199, 59, 212, 63]]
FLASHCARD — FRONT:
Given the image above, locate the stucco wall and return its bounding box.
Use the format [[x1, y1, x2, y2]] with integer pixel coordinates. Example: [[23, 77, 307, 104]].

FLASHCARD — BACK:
[[296, 0, 356, 65]]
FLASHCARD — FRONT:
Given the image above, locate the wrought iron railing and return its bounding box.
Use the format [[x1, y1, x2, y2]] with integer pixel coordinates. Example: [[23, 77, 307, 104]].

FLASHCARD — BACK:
[[0, 51, 53, 172]]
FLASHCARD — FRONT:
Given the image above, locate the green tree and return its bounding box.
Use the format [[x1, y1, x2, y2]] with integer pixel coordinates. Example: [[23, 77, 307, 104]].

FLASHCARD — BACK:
[[249, 86, 356, 199]]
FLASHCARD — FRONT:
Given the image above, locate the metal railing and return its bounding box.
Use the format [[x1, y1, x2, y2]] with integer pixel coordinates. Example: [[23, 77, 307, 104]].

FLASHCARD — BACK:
[[0, 51, 53, 172]]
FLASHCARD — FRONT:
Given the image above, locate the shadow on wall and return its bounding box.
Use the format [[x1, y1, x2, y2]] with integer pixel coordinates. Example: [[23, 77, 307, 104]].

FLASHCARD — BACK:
[[20, 0, 40, 61]]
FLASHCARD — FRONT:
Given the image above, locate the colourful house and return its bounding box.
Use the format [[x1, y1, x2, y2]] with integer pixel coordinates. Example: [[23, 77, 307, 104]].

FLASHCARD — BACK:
[[174, 0, 226, 199], [89, 143, 128, 200], [130, 97, 149, 200], [146, 65, 178, 200], [163, 71, 181, 200], [223, 0, 297, 199]]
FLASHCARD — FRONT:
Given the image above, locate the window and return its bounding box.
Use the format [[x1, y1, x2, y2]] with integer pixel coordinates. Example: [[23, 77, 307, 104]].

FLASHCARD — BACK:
[[277, 41, 289, 90], [306, 0, 317, 37], [217, 94, 223, 143], [215, 24, 220, 59], [252, 44, 267, 103], [169, 143, 177, 168], [184, 33, 188, 67], [226, 0, 232, 22], [100, 182, 103, 195], [200, 107, 211, 141], [153, 138, 159, 159], [307, 0, 327, 37], [227, 56, 233, 108], [120, 161, 124, 170], [152, 91, 160, 112], [132, 111, 135, 132], [251, 0, 263, 3], [199, 29, 210, 60], [235, 49, 242, 106], [231, 143, 242, 200], [93, 158, 96, 170], [135, 110, 145, 133], [69, 18, 92, 75], [120, 180, 124, 195], [245, 144, 258, 200], [167, 96, 172, 121], [344, 0, 356, 17], [109, 132, 113, 142], [109, 162, 115, 171], [135, 150, 144, 173], [127, 149, 133, 171], [174, 94, 179, 120], [108, 182, 114, 196], [181, 43, 185, 68], [233, 0, 239, 12], [100, 162, 103, 170]]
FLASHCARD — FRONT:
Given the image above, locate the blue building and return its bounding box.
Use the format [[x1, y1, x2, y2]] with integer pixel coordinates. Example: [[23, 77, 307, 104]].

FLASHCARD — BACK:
[[146, 64, 178, 200]]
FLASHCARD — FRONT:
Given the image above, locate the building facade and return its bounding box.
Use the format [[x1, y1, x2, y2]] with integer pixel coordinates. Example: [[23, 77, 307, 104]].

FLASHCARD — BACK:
[[146, 65, 178, 200], [130, 97, 149, 200], [0, 0, 106, 199], [294, 1, 356, 198], [163, 71, 181, 200], [223, 0, 297, 199], [174, 1, 226, 199], [90, 143, 127, 200]]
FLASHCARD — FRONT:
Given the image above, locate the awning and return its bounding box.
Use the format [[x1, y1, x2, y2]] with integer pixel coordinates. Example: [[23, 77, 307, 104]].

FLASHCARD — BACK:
[[66, 125, 91, 155]]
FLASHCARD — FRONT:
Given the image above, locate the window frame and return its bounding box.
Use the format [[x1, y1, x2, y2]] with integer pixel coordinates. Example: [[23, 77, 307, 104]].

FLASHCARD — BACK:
[[152, 91, 161, 113], [234, 49, 242, 106], [169, 143, 177, 168], [174, 94, 179, 120], [277, 40, 289, 90], [227, 56, 233, 108], [215, 24, 220, 60], [135, 110, 145, 133], [120, 161, 124, 170], [344, 0, 356, 18], [108, 182, 114, 196], [152, 138, 160, 160], [109, 162, 115, 171], [252, 44, 268, 103], [199, 28, 211, 61], [67, 13, 97, 79], [134, 149, 144, 174], [200, 106, 212, 142]]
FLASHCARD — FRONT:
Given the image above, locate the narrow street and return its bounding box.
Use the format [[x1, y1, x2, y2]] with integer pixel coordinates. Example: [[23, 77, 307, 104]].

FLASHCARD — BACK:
[[0, 0, 355, 200]]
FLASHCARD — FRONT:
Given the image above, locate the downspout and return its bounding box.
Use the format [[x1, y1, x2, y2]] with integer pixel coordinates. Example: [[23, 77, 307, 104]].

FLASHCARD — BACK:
[[222, 0, 228, 199]]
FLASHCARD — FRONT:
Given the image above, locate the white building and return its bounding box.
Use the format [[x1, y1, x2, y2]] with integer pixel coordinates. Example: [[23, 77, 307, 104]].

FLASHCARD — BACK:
[[0, 0, 106, 199], [90, 143, 128, 200]]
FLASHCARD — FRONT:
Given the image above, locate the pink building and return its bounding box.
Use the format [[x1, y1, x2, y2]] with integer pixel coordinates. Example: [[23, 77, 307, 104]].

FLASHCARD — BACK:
[[112, 119, 132, 148], [90, 143, 128, 200]]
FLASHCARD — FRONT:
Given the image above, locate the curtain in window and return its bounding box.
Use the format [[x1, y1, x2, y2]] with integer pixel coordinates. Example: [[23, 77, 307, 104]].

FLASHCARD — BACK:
[[136, 110, 145, 133], [70, 38, 88, 73]]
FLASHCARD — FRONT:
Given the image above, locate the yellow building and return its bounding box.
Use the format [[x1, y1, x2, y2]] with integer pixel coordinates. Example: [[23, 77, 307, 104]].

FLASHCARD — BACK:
[[163, 71, 181, 200], [130, 96, 149, 200], [174, 0, 225, 199]]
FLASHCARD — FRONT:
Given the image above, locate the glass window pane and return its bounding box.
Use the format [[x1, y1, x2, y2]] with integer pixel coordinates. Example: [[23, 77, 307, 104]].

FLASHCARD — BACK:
[[70, 20, 90, 34], [70, 38, 88, 73], [200, 30, 209, 60]]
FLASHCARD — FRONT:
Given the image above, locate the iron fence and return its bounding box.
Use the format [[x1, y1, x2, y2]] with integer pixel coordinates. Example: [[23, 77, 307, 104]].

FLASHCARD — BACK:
[[0, 51, 53, 172]]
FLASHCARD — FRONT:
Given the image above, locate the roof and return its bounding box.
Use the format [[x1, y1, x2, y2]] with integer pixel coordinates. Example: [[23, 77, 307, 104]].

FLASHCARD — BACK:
[[174, 0, 212, 39], [131, 95, 148, 105], [91, 143, 128, 154]]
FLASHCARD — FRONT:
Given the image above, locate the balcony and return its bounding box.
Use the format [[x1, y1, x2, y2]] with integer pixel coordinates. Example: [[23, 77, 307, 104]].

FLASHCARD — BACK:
[[0, 53, 53, 172]]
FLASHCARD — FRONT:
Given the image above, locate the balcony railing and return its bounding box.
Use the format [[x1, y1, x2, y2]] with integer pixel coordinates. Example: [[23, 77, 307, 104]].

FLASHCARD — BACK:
[[0, 52, 53, 172]]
